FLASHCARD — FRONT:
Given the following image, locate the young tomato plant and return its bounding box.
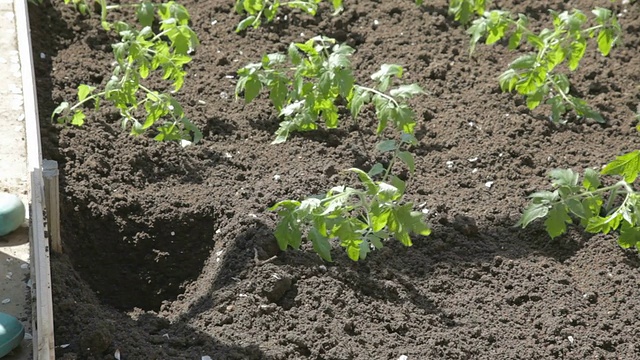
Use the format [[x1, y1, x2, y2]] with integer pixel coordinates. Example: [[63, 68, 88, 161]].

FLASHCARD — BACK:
[[518, 150, 640, 251], [234, 0, 343, 32], [270, 134, 430, 261], [468, 8, 621, 124], [236, 36, 424, 143], [237, 36, 428, 260], [416, 0, 487, 25], [52, 1, 202, 143]]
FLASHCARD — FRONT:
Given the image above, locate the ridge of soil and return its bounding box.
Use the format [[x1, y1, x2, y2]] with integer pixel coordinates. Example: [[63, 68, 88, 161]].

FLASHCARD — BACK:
[[30, 0, 640, 358]]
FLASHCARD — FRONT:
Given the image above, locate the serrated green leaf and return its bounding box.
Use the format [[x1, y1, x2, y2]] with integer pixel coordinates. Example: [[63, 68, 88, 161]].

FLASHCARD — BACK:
[[509, 54, 536, 70], [389, 84, 424, 99], [136, 1, 155, 27], [397, 151, 415, 174], [517, 203, 549, 228], [618, 223, 640, 250], [267, 74, 289, 111], [549, 168, 579, 187], [371, 206, 391, 232], [567, 38, 586, 70], [71, 111, 85, 126], [273, 212, 302, 250], [544, 204, 571, 238], [243, 75, 262, 103], [309, 227, 333, 261], [586, 213, 622, 234], [389, 175, 406, 196], [572, 97, 604, 123], [508, 28, 523, 50], [529, 190, 558, 203], [547, 95, 566, 123], [378, 182, 400, 202], [349, 86, 371, 119], [566, 198, 587, 219], [597, 28, 614, 56], [583, 168, 601, 191], [334, 68, 354, 98], [526, 88, 544, 110], [376, 139, 396, 152], [601, 150, 640, 183], [348, 167, 378, 195], [371, 64, 403, 91]]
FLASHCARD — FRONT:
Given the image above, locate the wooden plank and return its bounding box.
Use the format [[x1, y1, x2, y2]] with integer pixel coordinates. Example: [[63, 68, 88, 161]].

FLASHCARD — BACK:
[[29, 170, 55, 360], [43, 160, 62, 253], [14, 0, 56, 358]]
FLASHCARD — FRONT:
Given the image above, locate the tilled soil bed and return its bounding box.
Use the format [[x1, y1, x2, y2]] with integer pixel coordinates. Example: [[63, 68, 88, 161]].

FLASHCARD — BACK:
[[30, 0, 640, 358]]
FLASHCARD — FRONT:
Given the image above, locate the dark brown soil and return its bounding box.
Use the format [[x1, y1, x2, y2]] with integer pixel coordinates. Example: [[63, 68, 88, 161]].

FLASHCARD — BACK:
[[30, 0, 640, 358]]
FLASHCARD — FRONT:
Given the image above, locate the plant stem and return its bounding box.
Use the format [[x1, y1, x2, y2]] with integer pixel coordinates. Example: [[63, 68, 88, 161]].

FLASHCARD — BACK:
[[355, 85, 400, 108]]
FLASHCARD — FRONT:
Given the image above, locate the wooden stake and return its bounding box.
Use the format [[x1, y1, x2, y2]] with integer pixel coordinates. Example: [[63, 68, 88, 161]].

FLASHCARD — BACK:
[[42, 160, 61, 253], [16, 0, 57, 356]]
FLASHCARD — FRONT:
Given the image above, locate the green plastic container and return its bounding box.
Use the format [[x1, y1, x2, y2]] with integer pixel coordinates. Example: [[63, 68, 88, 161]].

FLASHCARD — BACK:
[[0, 193, 25, 236], [0, 312, 24, 358]]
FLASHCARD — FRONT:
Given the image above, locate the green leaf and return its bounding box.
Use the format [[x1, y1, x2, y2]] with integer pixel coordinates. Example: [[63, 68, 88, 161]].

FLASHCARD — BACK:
[[243, 75, 262, 103], [368, 163, 385, 177], [544, 204, 571, 238], [377, 182, 400, 202], [348, 168, 378, 195], [397, 151, 415, 174], [547, 95, 566, 124], [349, 86, 371, 119], [371, 64, 403, 91], [334, 68, 354, 99], [586, 213, 622, 234], [288, 42, 303, 65], [389, 84, 424, 99], [509, 54, 536, 70], [526, 88, 544, 110], [567, 38, 586, 71], [571, 97, 604, 123], [236, 15, 257, 32], [273, 211, 302, 250], [77, 84, 96, 102], [371, 205, 391, 232], [309, 228, 333, 262], [618, 223, 640, 250], [136, 1, 155, 27], [566, 198, 587, 219], [52, 101, 70, 120], [376, 139, 396, 153], [517, 203, 549, 228], [549, 168, 579, 187], [389, 175, 406, 196], [583, 168, 601, 191], [601, 150, 640, 183], [71, 110, 86, 126], [597, 28, 614, 56], [267, 73, 289, 111]]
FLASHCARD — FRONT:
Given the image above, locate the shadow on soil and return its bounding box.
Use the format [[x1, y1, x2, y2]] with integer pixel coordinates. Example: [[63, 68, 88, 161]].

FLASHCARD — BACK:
[[168, 212, 593, 336], [51, 253, 270, 360]]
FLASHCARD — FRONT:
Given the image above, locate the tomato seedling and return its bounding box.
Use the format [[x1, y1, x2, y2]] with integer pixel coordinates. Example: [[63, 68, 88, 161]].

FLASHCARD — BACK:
[[271, 134, 430, 261], [519, 150, 640, 251], [236, 36, 424, 143], [469, 8, 621, 124], [416, 0, 487, 25], [53, 1, 202, 143], [234, 0, 343, 32]]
